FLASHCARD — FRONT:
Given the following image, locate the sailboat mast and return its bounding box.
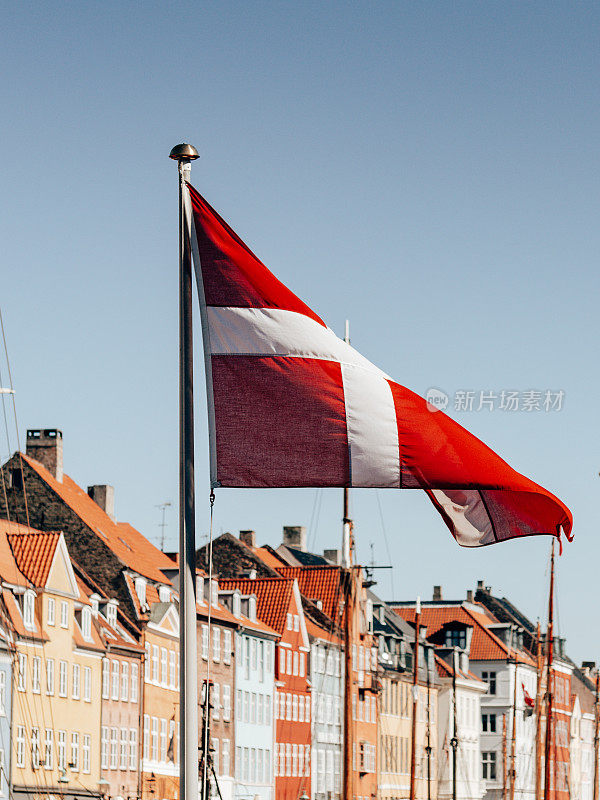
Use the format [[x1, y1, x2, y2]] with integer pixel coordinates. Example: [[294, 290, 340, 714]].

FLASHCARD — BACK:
[[170, 143, 200, 800], [534, 622, 543, 800], [543, 539, 555, 800], [409, 597, 421, 800], [509, 628, 518, 800], [451, 648, 458, 800]]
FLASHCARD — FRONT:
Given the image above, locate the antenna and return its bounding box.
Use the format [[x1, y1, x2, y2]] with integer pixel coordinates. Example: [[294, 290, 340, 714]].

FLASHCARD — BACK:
[[156, 502, 172, 551]]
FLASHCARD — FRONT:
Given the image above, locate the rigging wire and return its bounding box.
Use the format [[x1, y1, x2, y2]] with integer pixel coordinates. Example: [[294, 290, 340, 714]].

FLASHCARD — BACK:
[[375, 490, 395, 601]]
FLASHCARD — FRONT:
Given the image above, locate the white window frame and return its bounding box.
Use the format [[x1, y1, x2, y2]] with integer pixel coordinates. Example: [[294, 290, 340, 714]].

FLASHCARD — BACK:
[[71, 732, 79, 772], [47, 597, 55, 626], [59, 660, 68, 697], [83, 666, 91, 702], [60, 600, 69, 628], [82, 734, 91, 773], [72, 663, 80, 700]]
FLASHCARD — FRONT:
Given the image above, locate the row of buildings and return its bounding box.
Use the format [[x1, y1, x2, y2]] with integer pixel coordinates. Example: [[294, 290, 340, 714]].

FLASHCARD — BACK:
[[0, 428, 595, 800]]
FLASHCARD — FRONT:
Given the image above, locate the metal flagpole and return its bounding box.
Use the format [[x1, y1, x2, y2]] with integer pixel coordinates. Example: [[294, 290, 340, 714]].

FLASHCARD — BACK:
[[170, 142, 200, 800]]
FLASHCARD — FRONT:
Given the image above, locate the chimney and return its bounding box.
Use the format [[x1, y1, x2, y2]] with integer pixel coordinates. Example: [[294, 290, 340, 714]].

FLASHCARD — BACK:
[[239, 530, 256, 549], [324, 549, 341, 565], [466, 590, 474, 602], [433, 585, 442, 601], [283, 525, 307, 552], [477, 580, 484, 590], [26, 429, 63, 482], [87, 484, 115, 521]]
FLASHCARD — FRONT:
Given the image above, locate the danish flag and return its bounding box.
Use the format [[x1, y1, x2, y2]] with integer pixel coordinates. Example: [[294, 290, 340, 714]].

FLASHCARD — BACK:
[[185, 182, 572, 549]]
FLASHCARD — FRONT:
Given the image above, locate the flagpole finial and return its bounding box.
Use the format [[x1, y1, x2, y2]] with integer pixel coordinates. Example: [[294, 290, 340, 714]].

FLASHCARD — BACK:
[[169, 143, 199, 162]]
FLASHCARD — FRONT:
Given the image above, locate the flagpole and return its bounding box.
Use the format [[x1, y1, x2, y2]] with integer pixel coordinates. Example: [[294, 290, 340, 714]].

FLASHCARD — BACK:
[[170, 142, 200, 800]]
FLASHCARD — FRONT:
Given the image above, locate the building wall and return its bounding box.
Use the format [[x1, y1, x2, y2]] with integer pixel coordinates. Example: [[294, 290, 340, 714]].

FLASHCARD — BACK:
[[437, 677, 484, 800], [197, 616, 236, 800], [274, 590, 311, 800], [234, 630, 275, 800], [469, 660, 537, 800], [379, 672, 439, 800], [0, 648, 12, 800], [310, 638, 343, 800], [141, 621, 179, 800], [100, 648, 143, 800], [11, 589, 103, 799]]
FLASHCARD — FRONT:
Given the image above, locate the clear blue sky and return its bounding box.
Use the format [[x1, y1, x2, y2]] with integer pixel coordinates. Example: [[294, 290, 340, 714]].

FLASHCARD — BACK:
[[1, 2, 598, 662]]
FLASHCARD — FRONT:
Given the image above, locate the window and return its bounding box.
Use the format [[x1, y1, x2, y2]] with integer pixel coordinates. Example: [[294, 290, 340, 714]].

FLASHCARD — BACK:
[[46, 658, 54, 695], [299, 652, 305, 677], [168, 718, 176, 763], [223, 685, 231, 721], [70, 732, 79, 772], [83, 666, 91, 702], [31, 727, 40, 769], [279, 647, 286, 675], [120, 729, 128, 770], [101, 658, 109, 698], [293, 694, 298, 721], [58, 730, 66, 771], [287, 650, 292, 674], [16, 726, 25, 768], [17, 654, 27, 691], [213, 628, 221, 662], [121, 662, 129, 700], [151, 717, 158, 761], [59, 661, 68, 697], [444, 628, 466, 648], [23, 591, 35, 630], [131, 663, 139, 702], [47, 598, 55, 625], [101, 727, 109, 769], [151, 645, 159, 681], [0, 671, 5, 712], [212, 738, 219, 775], [135, 577, 146, 606], [482, 671, 497, 695], [44, 729, 53, 769], [82, 734, 91, 773], [265, 694, 271, 723], [293, 651, 299, 675], [144, 643, 151, 682], [129, 729, 137, 771], [202, 626, 209, 660], [223, 630, 232, 664], [161, 648, 168, 685], [482, 751, 497, 780], [222, 739, 230, 776], [482, 713, 497, 733], [107, 601, 117, 628], [294, 615, 300, 632], [169, 651, 176, 688], [212, 683, 220, 720], [111, 660, 119, 699], [72, 664, 80, 700], [82, 607, 91, 640], [143, 716, 149, 760], [110, 727, 118, 769], [60, 600, 69, 628], [287, 613, 293, 630], [244, 638, 250, 679], [251, 639, 257, 671]]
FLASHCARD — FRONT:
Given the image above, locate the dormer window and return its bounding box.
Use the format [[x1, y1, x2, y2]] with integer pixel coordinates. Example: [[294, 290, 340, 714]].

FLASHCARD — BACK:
[[82, 607, 92, 641], [23, 590, 35, 630], [159, 586, 171, 603], [90, 595, 100, 617], [134, 577, 146, 606], [211, 580, 218, 608], [233, 591, 241, 619], [106, 601, 117, 628], [444, 628, 466, 649]]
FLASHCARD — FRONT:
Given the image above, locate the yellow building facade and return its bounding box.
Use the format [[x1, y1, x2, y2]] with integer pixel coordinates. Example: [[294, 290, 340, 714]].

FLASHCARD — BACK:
[[3, 527, 103, 800]]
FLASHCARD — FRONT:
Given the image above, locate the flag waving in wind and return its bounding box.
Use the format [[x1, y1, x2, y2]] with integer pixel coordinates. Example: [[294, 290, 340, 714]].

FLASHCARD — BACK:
[[185, 182, 572, 549]]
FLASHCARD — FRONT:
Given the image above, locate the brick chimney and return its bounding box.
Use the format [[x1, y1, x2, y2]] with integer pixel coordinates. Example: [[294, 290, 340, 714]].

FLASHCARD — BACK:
[[87, 485, 115, 521], [466, 590, 474, 602], [239, 530, 256, 548], [283, 525, 306, 552], [324, 548, 341, 565], [26, 429, 63, 482], [433, 585, 442, 601]]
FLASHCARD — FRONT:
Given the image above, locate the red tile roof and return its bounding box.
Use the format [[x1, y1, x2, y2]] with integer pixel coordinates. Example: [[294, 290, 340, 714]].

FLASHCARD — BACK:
[[434, 653, 483, 682], [22, 453, 174, 583], [0, 520, 36, 586], [218, 577, 295, 635], [395, 604, 535, 666], [7, 531, 61, 588], [268, 566, 343, 622], [305, 616, 342, 646]]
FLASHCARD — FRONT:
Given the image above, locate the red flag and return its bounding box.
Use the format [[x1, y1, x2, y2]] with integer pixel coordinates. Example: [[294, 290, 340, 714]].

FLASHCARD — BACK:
[[522, 683, 535, 708], [185, 182, 572, 549]]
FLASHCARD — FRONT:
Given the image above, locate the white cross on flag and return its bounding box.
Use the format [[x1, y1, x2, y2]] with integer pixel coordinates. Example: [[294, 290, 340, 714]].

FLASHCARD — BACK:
[[185, 182, 572, 549]]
